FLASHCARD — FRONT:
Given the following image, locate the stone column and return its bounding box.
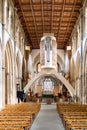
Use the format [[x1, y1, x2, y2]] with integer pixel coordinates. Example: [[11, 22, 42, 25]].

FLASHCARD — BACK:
[[8, 9, 11, 33], [83, 11, 87, 103], [12, 8, 17, 104], [6, 73, 10, 104], [52, 40, 57, 67], [85, 8, 87, 36], [25, 50, 30, 83], [75, 77, 81, 103], [0, 0, 3, 108], [10, 73, 13, 104], [2, 46, 5, 107], [0, 45, 2, 109], [2, 0, 7, 108], [0, 1, 3, 109], [80, 8, 84, 104], [40, 40, 45, 66]]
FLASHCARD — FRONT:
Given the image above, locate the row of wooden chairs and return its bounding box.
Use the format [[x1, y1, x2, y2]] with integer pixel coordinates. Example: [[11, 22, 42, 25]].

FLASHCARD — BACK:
[[57, 103, 87, 130], [0, 102, 41, 130]]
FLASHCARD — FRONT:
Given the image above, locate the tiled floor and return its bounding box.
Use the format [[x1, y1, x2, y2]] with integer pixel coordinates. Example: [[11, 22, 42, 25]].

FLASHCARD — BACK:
[[30, 103, 65, 130]]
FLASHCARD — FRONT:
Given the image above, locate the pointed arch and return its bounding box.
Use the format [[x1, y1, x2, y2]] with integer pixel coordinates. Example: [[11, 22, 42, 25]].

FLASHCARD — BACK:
[[24, 69, 75, 97], [5, 39, 13, 104], [70, 58, 75, 89]]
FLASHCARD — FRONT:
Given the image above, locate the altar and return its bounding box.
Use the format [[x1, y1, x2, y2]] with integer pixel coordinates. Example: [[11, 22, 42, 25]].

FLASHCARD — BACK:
[[42, 94, 54, 104]]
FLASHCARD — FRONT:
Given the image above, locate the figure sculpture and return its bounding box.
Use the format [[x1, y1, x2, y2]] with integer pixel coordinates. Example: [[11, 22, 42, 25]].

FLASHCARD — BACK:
[[45, 36, 52, 62]]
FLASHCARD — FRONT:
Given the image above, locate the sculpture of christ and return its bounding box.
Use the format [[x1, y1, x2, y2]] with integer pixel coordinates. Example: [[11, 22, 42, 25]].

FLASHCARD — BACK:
[[45, 36, 52, 62]]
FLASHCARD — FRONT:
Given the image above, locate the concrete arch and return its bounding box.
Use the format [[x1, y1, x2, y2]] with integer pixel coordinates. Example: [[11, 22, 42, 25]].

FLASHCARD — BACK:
[[24, 69, 75, 97]]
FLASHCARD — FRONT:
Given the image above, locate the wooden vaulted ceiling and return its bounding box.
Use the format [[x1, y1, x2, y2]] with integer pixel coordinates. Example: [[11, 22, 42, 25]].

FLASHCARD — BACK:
[[13, 0, 84, 49]]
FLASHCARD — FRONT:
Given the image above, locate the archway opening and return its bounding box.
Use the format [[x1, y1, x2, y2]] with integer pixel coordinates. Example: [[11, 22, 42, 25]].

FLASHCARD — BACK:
[[26, 75, 73, 103], [16, 52, 21, 91], [5, 41, 13, 104], [24, 69, 75, 102]]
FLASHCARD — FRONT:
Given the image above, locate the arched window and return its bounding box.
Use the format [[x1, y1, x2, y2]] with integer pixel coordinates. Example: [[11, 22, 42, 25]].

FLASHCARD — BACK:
[[55, 63, 60, 72], [37, 63, 41, 73]]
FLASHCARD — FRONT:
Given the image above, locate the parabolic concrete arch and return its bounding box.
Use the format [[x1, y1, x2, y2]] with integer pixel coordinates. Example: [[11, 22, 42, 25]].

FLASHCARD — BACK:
[[24, 68, 75, 97]]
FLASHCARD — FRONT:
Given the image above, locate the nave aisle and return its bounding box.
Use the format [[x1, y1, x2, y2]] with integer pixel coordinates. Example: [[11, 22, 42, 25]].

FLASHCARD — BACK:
[[30, 103, 65, 130]]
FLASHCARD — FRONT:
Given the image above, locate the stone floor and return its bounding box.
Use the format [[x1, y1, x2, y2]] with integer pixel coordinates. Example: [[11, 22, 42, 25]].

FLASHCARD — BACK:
[[30, 103, 65, 130]]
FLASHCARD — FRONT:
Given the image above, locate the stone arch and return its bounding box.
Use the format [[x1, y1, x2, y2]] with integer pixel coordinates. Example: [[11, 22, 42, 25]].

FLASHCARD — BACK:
[[24, 69, 75, 97], [5, 39, 13, 104]]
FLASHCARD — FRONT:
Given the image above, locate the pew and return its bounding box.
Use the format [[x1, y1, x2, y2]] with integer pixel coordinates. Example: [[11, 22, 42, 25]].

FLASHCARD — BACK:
[[57, 103, 87, 130], [0, 102, 41, 130]]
